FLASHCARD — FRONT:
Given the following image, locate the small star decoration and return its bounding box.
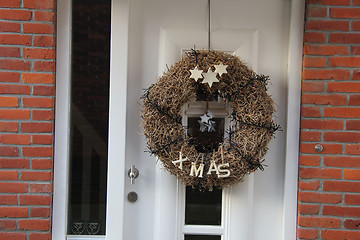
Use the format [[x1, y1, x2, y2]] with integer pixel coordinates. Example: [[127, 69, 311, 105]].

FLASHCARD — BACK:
[[198, 110, 216, 132], [202, 67, 219, 88], [190, 66, 203, 81], [214, 62, 228, 76]]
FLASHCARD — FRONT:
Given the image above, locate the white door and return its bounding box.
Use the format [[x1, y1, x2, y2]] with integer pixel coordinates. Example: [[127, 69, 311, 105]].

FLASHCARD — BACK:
[[106, 0, 299, 240]]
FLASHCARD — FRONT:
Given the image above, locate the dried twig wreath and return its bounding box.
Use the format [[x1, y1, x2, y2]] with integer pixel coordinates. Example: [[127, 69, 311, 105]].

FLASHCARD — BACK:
[[141, 50, 279, 189]]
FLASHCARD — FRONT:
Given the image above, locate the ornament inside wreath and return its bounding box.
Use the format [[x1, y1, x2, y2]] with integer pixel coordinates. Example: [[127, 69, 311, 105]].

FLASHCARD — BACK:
[[141, 50, 280, 189]]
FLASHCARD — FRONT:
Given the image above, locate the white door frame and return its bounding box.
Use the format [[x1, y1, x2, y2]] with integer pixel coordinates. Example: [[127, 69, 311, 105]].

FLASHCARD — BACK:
[[52, 0, 304, 239]]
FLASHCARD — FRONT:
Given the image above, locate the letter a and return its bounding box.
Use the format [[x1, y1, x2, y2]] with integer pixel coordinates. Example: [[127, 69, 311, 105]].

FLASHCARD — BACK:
[[190, 162, 204, 178], [207, 160, 220, 175]]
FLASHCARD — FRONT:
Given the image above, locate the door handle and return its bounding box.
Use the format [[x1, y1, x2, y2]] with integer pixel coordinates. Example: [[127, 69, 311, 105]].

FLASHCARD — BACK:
[[128, 165, 139, 184]]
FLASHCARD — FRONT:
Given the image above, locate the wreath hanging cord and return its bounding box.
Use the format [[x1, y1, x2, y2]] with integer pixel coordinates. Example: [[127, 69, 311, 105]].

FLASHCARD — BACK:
[[141, 50, 279, 189]]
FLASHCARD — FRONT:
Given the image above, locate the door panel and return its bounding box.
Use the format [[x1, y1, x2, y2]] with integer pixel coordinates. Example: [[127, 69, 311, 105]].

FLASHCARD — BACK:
[[123, 0, 290, 239]]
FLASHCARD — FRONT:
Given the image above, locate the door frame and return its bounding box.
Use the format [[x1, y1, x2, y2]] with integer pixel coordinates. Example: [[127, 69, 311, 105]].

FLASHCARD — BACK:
[[52, 0, 305, 239]]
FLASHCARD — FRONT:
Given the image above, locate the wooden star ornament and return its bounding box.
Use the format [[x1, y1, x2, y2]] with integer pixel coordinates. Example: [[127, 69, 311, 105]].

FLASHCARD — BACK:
[[190, 66, 203, 81], [202, 68, 219, 88], [214, 62, 228, 76]]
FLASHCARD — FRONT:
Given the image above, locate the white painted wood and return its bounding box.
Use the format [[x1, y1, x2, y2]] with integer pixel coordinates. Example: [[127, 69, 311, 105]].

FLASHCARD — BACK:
[[53, 0, 304, 240], [52, 0, 71, 238]]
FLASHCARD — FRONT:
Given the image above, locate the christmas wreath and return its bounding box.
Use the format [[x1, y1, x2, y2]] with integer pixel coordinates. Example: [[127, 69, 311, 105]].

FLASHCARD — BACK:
[[141, 50, 279, 189]]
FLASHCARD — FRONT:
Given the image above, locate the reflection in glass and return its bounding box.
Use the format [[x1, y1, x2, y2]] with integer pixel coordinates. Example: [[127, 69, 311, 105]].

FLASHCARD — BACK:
[[67, 0, 111, 235], [184, 235, 221, 240], [185, 186, 222, 225]]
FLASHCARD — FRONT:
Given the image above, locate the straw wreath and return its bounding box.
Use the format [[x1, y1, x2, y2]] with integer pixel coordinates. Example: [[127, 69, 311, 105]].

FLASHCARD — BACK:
[[141, 50, 279, 189]]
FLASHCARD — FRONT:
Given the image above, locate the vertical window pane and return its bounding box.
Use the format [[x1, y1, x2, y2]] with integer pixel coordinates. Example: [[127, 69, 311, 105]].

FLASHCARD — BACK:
[[184, 235, 221, 240], [185, 187, 222, 225], [68, 0, 111, 235]]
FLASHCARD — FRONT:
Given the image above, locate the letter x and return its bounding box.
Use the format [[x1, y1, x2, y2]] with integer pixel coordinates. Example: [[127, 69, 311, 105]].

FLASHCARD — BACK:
[[172, 152, 188, 170]]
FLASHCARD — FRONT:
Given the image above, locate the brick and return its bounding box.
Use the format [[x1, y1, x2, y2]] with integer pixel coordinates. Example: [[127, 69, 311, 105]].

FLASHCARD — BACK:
[[352, 69, 360, 80], [33, 61, 55, 72], [305, 20, 349, 31], [324, 132, 360, 143], [304, 32, 326, 43], [28, 233, 50, 240], [300, 143, 342, 154], [328, 56, 360, 67], [0, 195, 17, 205], [331, 8, 360, 18], [351, 46, 360, 55], [0, 182, 27, 193], [0, 220, 16, 230], [30, 184, 52, 193], [0, 46, 20, 57], [0, 207, 27, 217], [303, 57, 326, 68], [30, 207, 50, 217], [298, 204, 320, 215], [344, 219, 360, 230], [0, 110, 30, 120], [33, 36, 55, 47], [21, 122, 53, 133], [303, 69, 350, 80], [0, 72, 20, 83], [0, 121, 17, 132], [324, 181, 360, 192], [321, 230, 360, 240], [307, 0, 350, 5], [23, 97, 54, 108], [21, 171, 51, 181], [0, 233, 25, 240], [323, 205, 360, 217], [324, 107, 360, 118], [33, 85, 55, 96], [348, 95, 360, 106], [23, 0, 55, 9], [32, 110, 54, 120], [298, 216, 341, 228], [0, 158, 29, 169], [0, 34, 31, 45], [354, 0, 360, 5], [0, 21, 20, 32], [32, 135, 53, 144], [299, 192, 341, 204], [344, 169, 360, 180], [299, 180, 320, 190], [22, 73, 54, 84], [0, 134, 30, 145], [307, 6, 328, 17], [299, 155, 321, 166], [345, 194, 360, 205], [346, 120, 360, 130], [300, 119, 343, 129], [352, 21, 360, 31], [18, 219, 50, 231], [23, 23, 55, 34], [0, 146, 18, 156], [345, 144, 360, 155], [0, 84, 30, 94], [324, 156, 360, 167], [303, 44, 348, 55], [300, 131, 321, 142], [34, 11, 55, 22], [0, 96, 18, 107], [299, 167, 341, 179], [302, 94, 346, 106], [297, 228, 318, 240], [0, 170, 17, 180], [0, 59, 30, 71], [301, 106, 321, 118], [301, 81, 324, 92], [22, 146, 53, 157], [31, 159, 53, 169], [328, 82, 360, 93], [23, 48, 55, 60], [20, 195, 51, 206], [330, 33, 360, 44], [0, 0, 21, 7], [0, 9, 31, 20]]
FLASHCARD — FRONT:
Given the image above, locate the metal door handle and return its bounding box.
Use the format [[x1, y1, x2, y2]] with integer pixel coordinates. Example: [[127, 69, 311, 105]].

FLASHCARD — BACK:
[[128, 165, 139, 184]]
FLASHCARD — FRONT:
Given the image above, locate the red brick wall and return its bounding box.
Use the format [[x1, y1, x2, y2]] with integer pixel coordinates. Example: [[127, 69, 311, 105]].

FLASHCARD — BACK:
[[0, 0, 55, 240], [298, 0, 360, 239]]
